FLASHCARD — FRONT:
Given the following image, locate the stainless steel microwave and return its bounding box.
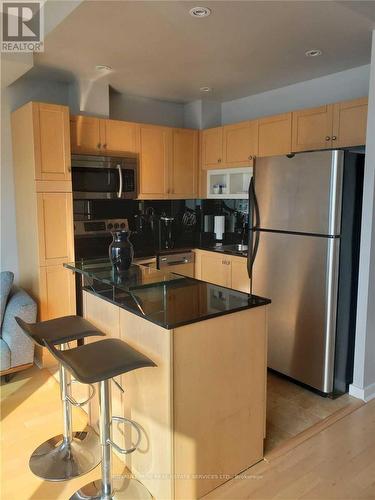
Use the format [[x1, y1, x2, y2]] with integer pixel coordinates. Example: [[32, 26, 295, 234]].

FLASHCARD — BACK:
[[71, 154, 138, 199]]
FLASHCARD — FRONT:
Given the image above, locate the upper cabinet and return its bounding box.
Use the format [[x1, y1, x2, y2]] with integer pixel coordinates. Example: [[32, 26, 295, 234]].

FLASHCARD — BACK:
[[70, 116, 138, 155], [102, 119, 138, 154], [292, 105, 334, 152], [202, 127, 223, 168], [32, 103, 71, 181], [202, 121, 257, 169], [258, 113, 292, 157], [292, 98, 368, 152], [223, 120, 258, 166], [332, 97, 368, 148], [170, 129, 198, 198], [138, 124, 170, 198], [70, 115, 104, 154]]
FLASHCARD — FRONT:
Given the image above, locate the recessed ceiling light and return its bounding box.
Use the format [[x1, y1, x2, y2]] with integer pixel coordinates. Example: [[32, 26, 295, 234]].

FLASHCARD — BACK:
[[200, 86, 212, 92], [189, 6, 211, 18], [95, 64, 112, 71], [305, 49, 323, 57]]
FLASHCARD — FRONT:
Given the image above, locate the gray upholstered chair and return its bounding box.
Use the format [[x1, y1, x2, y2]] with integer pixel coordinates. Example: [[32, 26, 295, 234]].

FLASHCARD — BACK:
[[1, 271, 37, 381]]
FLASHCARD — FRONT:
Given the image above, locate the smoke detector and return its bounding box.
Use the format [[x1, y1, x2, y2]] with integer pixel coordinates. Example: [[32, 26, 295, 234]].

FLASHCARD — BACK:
[[200, 86, 212, 92], [95, 64, 112, 71], [305, 49, 323, 57], [189, 6, 211, 18]]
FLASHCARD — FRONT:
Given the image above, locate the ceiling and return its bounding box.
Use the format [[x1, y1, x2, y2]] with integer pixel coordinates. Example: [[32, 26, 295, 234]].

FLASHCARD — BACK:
[[32, 0, 375, 103]]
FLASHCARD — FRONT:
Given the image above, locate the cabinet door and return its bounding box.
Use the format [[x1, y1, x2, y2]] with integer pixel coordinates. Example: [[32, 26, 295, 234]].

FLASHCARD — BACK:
[[258, 113, 292, 157], [138, 125, 170, 198], [104, 119, 138, 154], [34, 103, 71, 181], [37, 192, 74, 266], [231, 257, 250, 293], [202, 127, 223, 169], [200, 253, 231, 287], [292, 105, 334, 152], [170, 129, 198, 198], [332, 97, 368, 147], [39, 265, 76, 320], [223, 120, 258, 166], [70, 115, 104, 154]]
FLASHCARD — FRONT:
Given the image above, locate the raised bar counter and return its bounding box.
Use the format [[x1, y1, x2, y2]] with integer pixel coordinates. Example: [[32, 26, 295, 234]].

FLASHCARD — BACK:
[[65, 259, 270, 500]]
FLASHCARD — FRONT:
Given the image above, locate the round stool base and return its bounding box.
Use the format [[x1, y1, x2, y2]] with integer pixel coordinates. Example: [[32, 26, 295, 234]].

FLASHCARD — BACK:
[[70, 476, 152, 500], [29, 427, 101, 481]]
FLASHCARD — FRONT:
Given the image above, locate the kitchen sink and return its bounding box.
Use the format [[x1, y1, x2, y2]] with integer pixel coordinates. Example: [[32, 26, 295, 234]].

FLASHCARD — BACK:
[[211, 244, 248, 256]]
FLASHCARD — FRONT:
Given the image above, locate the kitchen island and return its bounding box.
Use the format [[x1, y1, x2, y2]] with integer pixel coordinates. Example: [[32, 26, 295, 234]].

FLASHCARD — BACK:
[[65, 260, 270, 500]]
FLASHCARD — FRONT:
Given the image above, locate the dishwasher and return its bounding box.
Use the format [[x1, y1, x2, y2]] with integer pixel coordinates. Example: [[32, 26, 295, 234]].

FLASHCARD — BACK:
[[157, 251, 195, 277]]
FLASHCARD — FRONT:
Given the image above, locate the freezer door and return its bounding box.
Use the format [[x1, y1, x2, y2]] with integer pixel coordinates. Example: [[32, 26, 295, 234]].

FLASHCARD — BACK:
[[254, 150, 343, 236], [252, 231, 340, 393]]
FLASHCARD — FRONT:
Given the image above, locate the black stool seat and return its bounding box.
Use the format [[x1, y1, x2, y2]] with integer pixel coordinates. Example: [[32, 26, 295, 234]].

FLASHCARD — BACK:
[[45, 338, 156, 384], [15, 315, 105, 346]]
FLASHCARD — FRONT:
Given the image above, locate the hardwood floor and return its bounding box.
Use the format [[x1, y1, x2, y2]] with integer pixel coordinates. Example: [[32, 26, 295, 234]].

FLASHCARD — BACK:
[[1, 367, 374, 500], [265, 371, 359, 453]]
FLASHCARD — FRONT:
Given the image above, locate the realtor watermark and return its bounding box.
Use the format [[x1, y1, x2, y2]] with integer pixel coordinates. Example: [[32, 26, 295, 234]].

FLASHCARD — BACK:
[[1, 1, 44, 52]]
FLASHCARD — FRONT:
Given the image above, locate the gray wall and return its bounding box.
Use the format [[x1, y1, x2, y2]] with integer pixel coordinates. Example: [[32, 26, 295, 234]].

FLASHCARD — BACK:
[[350, 32, 375, 401], [110, 91, 185, 127], [221, 65, 370, 124]]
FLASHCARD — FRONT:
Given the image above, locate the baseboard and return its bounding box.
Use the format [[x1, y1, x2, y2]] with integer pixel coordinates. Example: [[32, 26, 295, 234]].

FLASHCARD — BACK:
[[349, 382, 375, 402]]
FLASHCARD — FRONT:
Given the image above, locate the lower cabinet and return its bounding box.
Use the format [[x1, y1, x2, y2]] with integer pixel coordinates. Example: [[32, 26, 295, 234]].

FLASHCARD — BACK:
[[195, 250, 250, 292]]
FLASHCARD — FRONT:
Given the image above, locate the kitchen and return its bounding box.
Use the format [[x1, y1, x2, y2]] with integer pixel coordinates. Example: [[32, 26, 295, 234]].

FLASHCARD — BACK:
[[1, 2, 375, 500]]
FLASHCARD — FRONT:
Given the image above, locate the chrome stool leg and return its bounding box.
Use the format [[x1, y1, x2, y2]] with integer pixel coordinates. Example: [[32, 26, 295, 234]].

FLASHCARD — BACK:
[[71, 379, 152, 500], [29, 344, 101, 481]]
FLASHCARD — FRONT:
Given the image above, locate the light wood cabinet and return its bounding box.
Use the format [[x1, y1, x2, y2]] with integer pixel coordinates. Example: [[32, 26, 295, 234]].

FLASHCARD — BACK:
[[170, 128, 198, 198], [332, 97, 368, 147], [231, 256, 251, 293], [292, 105, 334, 152], [37, 192, 74, 266], [70, 115, 104, 154], [138, 124, 171, 198], [258, 112, 292, 157], [223, 120, 258, 166], [199, 252, 232, 288], [103, 119, 138, 154], [202, 126, 223, 169], [33, 103, 71, 181], [12, 101, 76, 368]]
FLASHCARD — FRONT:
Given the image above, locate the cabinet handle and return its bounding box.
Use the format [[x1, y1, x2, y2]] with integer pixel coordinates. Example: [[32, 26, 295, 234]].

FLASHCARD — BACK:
[[248, 155, 253, 160], [325, 136, 331, 141], [218, 158, 222, 163], [97, 143, 101, 149], [332, 136, 337, 141], [103, 143, 107, 148]]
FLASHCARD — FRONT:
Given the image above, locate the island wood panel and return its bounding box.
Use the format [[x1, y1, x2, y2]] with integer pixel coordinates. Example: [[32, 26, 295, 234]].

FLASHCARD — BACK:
[[222, 120, 258, 166], [292, 105, 334, 152], [33, 102, 71, 181], [173, 306, 267, 499], [332, 97, 368, 147], [258, 112, 292, 157]]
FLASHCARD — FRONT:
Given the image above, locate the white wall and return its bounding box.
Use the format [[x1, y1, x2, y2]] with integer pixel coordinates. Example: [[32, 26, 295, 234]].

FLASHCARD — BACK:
[[221, 65, 371, 124], [0, 78, 70, 280], [110, 91, 184, 127], [350, 32, 375, 402]]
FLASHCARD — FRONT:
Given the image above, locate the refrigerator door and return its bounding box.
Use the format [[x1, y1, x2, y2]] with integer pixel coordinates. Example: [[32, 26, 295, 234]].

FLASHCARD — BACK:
[[252, 231, 340, 393], [254, 150, 344, 236]]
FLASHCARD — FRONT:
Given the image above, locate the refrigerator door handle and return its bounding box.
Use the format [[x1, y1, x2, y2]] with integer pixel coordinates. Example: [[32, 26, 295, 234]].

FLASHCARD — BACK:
[[247, 177, 260, 279]]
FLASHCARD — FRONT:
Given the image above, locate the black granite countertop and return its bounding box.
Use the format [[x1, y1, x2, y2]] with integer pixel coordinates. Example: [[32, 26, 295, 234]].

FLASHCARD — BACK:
[[65, 259, 269, 330]]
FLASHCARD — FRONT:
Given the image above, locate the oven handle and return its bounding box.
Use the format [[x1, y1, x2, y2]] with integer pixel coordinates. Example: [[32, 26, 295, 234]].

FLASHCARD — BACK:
[[117, 165, 123, 198]]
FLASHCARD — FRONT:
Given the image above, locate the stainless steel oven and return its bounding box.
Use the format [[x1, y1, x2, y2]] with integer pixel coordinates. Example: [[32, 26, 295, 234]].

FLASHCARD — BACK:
[[72, 154, 138, 199]]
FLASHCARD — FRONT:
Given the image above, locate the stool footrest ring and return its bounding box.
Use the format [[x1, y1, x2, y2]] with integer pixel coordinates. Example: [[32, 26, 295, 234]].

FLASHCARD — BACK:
[[67, 381, 96, 407], [108, 416, 141, 455]]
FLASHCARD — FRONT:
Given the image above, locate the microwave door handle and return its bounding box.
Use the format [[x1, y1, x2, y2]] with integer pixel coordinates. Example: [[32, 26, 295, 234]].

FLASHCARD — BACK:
[[117, 165, 123, 198]]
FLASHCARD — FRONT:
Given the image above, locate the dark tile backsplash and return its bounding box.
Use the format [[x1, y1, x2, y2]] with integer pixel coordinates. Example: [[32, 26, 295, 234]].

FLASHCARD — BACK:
[[73, 198, 249, 256]]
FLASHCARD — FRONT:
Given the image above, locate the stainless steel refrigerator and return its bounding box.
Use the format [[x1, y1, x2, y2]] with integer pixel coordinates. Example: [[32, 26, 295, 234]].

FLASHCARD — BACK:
[[248, 150, 364, 395]]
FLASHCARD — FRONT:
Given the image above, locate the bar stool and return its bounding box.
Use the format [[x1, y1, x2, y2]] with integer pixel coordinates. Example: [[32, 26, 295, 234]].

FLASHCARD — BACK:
[[45, 337, 156, 500], [15, 315, 105, 481]]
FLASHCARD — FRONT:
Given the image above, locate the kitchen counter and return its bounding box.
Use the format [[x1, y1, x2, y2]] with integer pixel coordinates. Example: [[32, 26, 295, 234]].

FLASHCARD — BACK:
[[65, 259, 269, 500], [65, 259, 268, 329]]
